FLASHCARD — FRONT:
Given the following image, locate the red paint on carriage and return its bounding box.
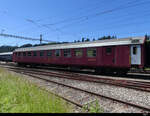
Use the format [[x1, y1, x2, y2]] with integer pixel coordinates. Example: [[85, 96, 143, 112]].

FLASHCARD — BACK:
[[12, 37, 146, 73]]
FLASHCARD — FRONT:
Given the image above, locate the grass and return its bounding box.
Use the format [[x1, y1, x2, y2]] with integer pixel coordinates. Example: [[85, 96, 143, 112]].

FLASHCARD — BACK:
[[0, 68, 73, 113], [144, 68, 150, 71], [82, 100, 104, 113]]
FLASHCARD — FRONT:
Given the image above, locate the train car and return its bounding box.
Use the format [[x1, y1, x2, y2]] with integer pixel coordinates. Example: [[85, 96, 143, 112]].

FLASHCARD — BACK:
[[0, 52, 13, 62], [13, 36, 150, 74]]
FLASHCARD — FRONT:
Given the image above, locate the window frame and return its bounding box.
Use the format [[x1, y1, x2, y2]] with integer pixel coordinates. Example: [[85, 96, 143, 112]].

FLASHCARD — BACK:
[[74, 49, 83, 58], [133, 46, 137, 55], [28, 52, 32, 57], [18, 52, 21, 57], [106, 47, 112, 55], [23, 52, 26, 56], [63, 49, 71, 58], [33, 51, 37, 57], [55, 50, 61, 57], [87, 48, 97, 57], [47, 51, 52, 57], [40, 51, 44, 57]]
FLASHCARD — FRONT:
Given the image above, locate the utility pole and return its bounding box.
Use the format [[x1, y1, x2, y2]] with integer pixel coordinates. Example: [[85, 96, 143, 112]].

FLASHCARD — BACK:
[[40, 34, 42, 44]]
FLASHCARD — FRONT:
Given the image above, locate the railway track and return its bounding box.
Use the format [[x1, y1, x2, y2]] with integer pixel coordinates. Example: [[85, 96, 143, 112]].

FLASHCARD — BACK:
[[0, 64, 150, 112], [6, 66, 150, 93], [8, 68, 150, 113], [1, 62, 150, 80], [129, 69, 150, 74]]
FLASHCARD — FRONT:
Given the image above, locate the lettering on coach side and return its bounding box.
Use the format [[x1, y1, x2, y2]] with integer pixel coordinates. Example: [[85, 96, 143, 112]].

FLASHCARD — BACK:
[[88, 59, 96, 62]]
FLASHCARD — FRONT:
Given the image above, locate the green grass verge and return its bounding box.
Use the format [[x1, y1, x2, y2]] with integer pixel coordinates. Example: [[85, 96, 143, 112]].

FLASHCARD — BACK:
[[144, 68, 150, 71], [0, 68, 73, 113]]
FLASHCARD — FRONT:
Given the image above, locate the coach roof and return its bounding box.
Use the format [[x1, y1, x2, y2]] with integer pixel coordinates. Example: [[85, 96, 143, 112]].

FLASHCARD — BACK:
[[0, 52, 13, 55], [14, 36, 145, 52]]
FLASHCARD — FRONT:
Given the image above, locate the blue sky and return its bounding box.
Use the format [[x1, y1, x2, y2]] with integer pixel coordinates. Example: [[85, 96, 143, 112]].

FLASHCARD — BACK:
[[0, 0, 150, 46]]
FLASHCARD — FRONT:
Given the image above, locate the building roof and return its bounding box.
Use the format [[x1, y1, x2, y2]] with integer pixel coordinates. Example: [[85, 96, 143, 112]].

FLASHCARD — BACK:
[[0, 52, 13, 55], [14, 36, 145, 52]]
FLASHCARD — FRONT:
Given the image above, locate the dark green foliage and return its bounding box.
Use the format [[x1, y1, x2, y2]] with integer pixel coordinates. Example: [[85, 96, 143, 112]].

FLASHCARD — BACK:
[[85, 38, 90, 42], [20, 44, 33, 48], [92, 38, 96, 41], [98, 35, 117, 40], [0, 41, 70, 53], [145, 34, 150, 41], [82, 38, 85, 42]]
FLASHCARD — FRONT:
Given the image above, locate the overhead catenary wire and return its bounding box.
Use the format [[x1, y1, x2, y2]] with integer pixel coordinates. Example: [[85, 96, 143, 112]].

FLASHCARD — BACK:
[[2, 0, 150, 44], [38, 1, 149, 40], [15, 0, 110, 40], [72, 8, 150, 34], [43, 0, 144, 27], [46, 0, 150, 31], [9, 0, 107, 35], [35, 0, 141, 37], [11, 0, 147, 40]]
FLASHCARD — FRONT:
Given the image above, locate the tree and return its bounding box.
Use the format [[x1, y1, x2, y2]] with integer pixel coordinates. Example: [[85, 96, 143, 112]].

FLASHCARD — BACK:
[[98, 38, 101, 40], [98, 35, 117, 40], [108, 36, 111, 39], [112, 36, 115, 39], [145, 34, 149, 40], [82, 38, 85, 42], [85, 38, 90, 42], [93, 38, 96, 41], [20, 44, 32, 48]]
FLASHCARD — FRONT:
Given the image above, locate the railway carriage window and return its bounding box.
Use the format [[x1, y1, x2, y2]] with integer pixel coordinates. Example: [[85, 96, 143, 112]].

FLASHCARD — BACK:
[[21, 52, 23, 56], [33, 51, 37, 56], [15, 53, 17, 56], [64, 49, 71, 57], [18, 52, 21, 56], [106, 48, 112, 55], [47, 51, 52, 57], [23, 52, 26, 56], [133, 46, 137, 55], [40, 51, 44, 57], [28, 52, 31, 56], [87, 48, 96, 57], [74, 49, 83, 57], [55, 50, 61, 57]]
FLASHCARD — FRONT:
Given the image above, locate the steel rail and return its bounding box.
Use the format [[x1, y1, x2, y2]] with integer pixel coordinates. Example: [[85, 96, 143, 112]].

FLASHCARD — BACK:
[[1, 63, 150, 84], [11, 69, 150, 112], [8, 68, 150, 93], [7, 66, 150, 85]]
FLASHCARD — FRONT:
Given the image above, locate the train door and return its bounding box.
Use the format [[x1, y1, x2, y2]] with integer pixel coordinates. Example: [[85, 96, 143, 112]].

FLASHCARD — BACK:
[[103, 47, 116, 66], [131, 45, 141, 65]]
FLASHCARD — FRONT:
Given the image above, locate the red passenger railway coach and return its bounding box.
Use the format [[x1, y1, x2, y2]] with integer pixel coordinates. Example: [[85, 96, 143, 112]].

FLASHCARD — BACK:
[[13, 37, 150, 74]]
